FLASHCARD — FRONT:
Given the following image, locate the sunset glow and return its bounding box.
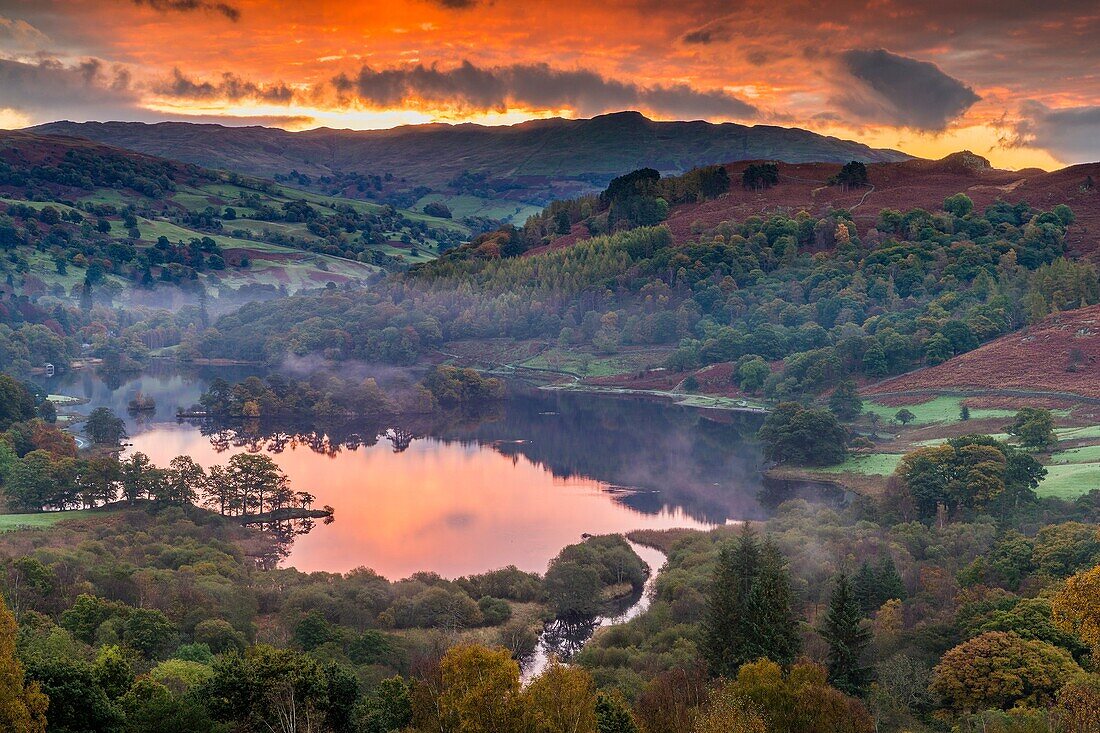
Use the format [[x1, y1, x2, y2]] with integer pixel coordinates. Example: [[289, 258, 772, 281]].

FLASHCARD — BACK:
[[3, 0, 1100, 167], [129, 424, 714, 578]]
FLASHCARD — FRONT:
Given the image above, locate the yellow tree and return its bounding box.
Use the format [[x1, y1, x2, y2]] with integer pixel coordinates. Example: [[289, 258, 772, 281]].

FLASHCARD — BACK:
[[1052, 563, 1100, 654], [0, 594, 48, 733], [729, 659, 875, 733], [525, 660, 597, 733], [1056, 677, 1100, 733], [439, 644, 525, 733], [693, 684, 766, 733], [931, 631, 1083, 711]]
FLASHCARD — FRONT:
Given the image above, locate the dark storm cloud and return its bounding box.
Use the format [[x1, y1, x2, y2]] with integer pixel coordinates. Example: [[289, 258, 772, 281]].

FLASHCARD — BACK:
[[131, 0, 240, 22], [155, 68, 295, 104], [332, 60, 758, 119], [1014, 102, 1100, 164], [837, 49, 980, 131], [425, 0, 478, 8], [0, 57, 142, 120], [677, 0, 1099, 106], [682, 22, 727, 45]]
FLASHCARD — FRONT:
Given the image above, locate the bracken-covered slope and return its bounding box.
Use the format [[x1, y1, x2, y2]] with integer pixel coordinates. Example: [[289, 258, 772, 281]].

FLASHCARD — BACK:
[[660, 152, 1100, 255], [865, 305, 1100, 399], [537, 152, 1100, 256], [30, 111, 908, 205]]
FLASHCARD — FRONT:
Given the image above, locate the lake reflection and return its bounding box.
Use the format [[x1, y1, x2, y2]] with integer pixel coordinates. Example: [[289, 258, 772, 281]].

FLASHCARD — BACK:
[[129, 422, 712, 577], [47, 367, 776, 578]]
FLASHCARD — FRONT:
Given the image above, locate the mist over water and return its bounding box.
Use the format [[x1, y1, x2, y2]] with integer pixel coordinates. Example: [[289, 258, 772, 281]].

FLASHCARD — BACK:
[[45, 366, 785, 578]]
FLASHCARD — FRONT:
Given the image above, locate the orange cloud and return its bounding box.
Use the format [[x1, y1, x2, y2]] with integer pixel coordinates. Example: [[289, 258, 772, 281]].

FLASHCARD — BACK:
[[4, 0, 1100, 166]]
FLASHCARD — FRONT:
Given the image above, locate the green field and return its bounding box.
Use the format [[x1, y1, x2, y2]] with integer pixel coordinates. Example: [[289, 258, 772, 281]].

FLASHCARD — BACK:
[[813, 446, 1100, 496], [818, 453, 904, 476], [1055, 425, 1100, 441], [2, 142, 487, 310], [7, 198, 380, 298], [1036, 463, 1100, 498], [864, 396, 1020, 426], [415, 193, 543, 226], [0, 510, 94, 531], [1050, 444, 1100, 464]]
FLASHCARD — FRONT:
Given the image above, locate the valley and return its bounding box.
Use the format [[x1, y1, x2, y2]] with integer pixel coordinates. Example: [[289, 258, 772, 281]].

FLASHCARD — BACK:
[[1, 111, 1099, 733]]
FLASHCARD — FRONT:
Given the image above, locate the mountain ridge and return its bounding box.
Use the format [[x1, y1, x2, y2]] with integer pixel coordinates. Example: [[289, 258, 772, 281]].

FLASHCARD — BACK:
[[29, 112, 911, 206]]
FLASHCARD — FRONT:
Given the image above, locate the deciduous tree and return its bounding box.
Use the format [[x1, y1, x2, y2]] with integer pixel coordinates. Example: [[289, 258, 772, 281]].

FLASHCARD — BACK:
[[525, 660, 597, 733], [931, 631, 1083, 711], [0, 593, 48, 733], [1051, 563, 1100, 655], [438, 644, 524, 733]]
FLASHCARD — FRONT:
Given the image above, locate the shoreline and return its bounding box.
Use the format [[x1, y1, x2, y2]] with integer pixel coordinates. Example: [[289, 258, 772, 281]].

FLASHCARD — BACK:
[[539, 381, 770, 413]]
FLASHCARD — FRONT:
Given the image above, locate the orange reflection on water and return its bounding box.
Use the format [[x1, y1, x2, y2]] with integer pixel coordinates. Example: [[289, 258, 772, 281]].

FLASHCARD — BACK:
[[130, 424, 712, 579]]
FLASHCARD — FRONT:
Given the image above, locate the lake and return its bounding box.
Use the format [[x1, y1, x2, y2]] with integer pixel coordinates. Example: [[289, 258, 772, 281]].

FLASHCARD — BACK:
[[45, 364, 804, 579]]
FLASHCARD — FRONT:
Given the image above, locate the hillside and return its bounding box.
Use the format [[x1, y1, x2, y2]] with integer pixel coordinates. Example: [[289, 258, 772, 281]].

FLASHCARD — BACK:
[[30, 112, 909, 211], [571, 152, 1099, 255], [0, 131, 465, 306], [866, 305, 1100, 399]]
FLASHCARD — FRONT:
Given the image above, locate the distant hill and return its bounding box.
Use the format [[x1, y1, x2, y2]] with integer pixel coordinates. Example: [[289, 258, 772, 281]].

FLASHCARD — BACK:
[[30, 112, 909, 207], [866, 305, 1100, 400], [0, 131, 464, 306]]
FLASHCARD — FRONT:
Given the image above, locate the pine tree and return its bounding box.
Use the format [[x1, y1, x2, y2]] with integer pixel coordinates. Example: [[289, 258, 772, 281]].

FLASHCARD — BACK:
[[703, 526, 800, 677], [744, 539, 801, 666], [703, 525, 759, 677], [852, 561, 879, 615], [875, 555, 906, 606], [819, 574, 872, 697], [0, 594, 48, 733], [852, 555, 906, 615]]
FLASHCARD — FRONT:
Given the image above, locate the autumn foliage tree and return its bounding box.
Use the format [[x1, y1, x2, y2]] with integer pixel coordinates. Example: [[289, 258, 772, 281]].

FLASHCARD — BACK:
[[0, 594, 48, 733], [437, 644, 525, 733], [524, 660, 598, 733], [892, 435, 1045, 518], [727, 659, 874, 733], [931, 631, 1084, 712], [692, 684, 766, 733], [1051, 563, 1100, 655], [634, 667, 708, 733], [1056, 677, 1100, 733]]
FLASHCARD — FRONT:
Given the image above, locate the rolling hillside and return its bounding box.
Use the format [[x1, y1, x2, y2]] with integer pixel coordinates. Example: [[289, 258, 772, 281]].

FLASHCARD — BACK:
[[31, 112, 909, 210], [866, 305, 1100, 399], [0, 131, 465, 306], [534, 152, 1100, 255]]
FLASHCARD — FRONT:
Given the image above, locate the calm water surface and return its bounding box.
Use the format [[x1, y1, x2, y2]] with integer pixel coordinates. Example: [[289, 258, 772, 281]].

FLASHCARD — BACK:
[[46, 365, 783, 579]]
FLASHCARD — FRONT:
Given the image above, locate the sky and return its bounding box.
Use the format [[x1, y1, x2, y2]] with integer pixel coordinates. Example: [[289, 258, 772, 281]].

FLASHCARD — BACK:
[[0, 0, 1098, 169]]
